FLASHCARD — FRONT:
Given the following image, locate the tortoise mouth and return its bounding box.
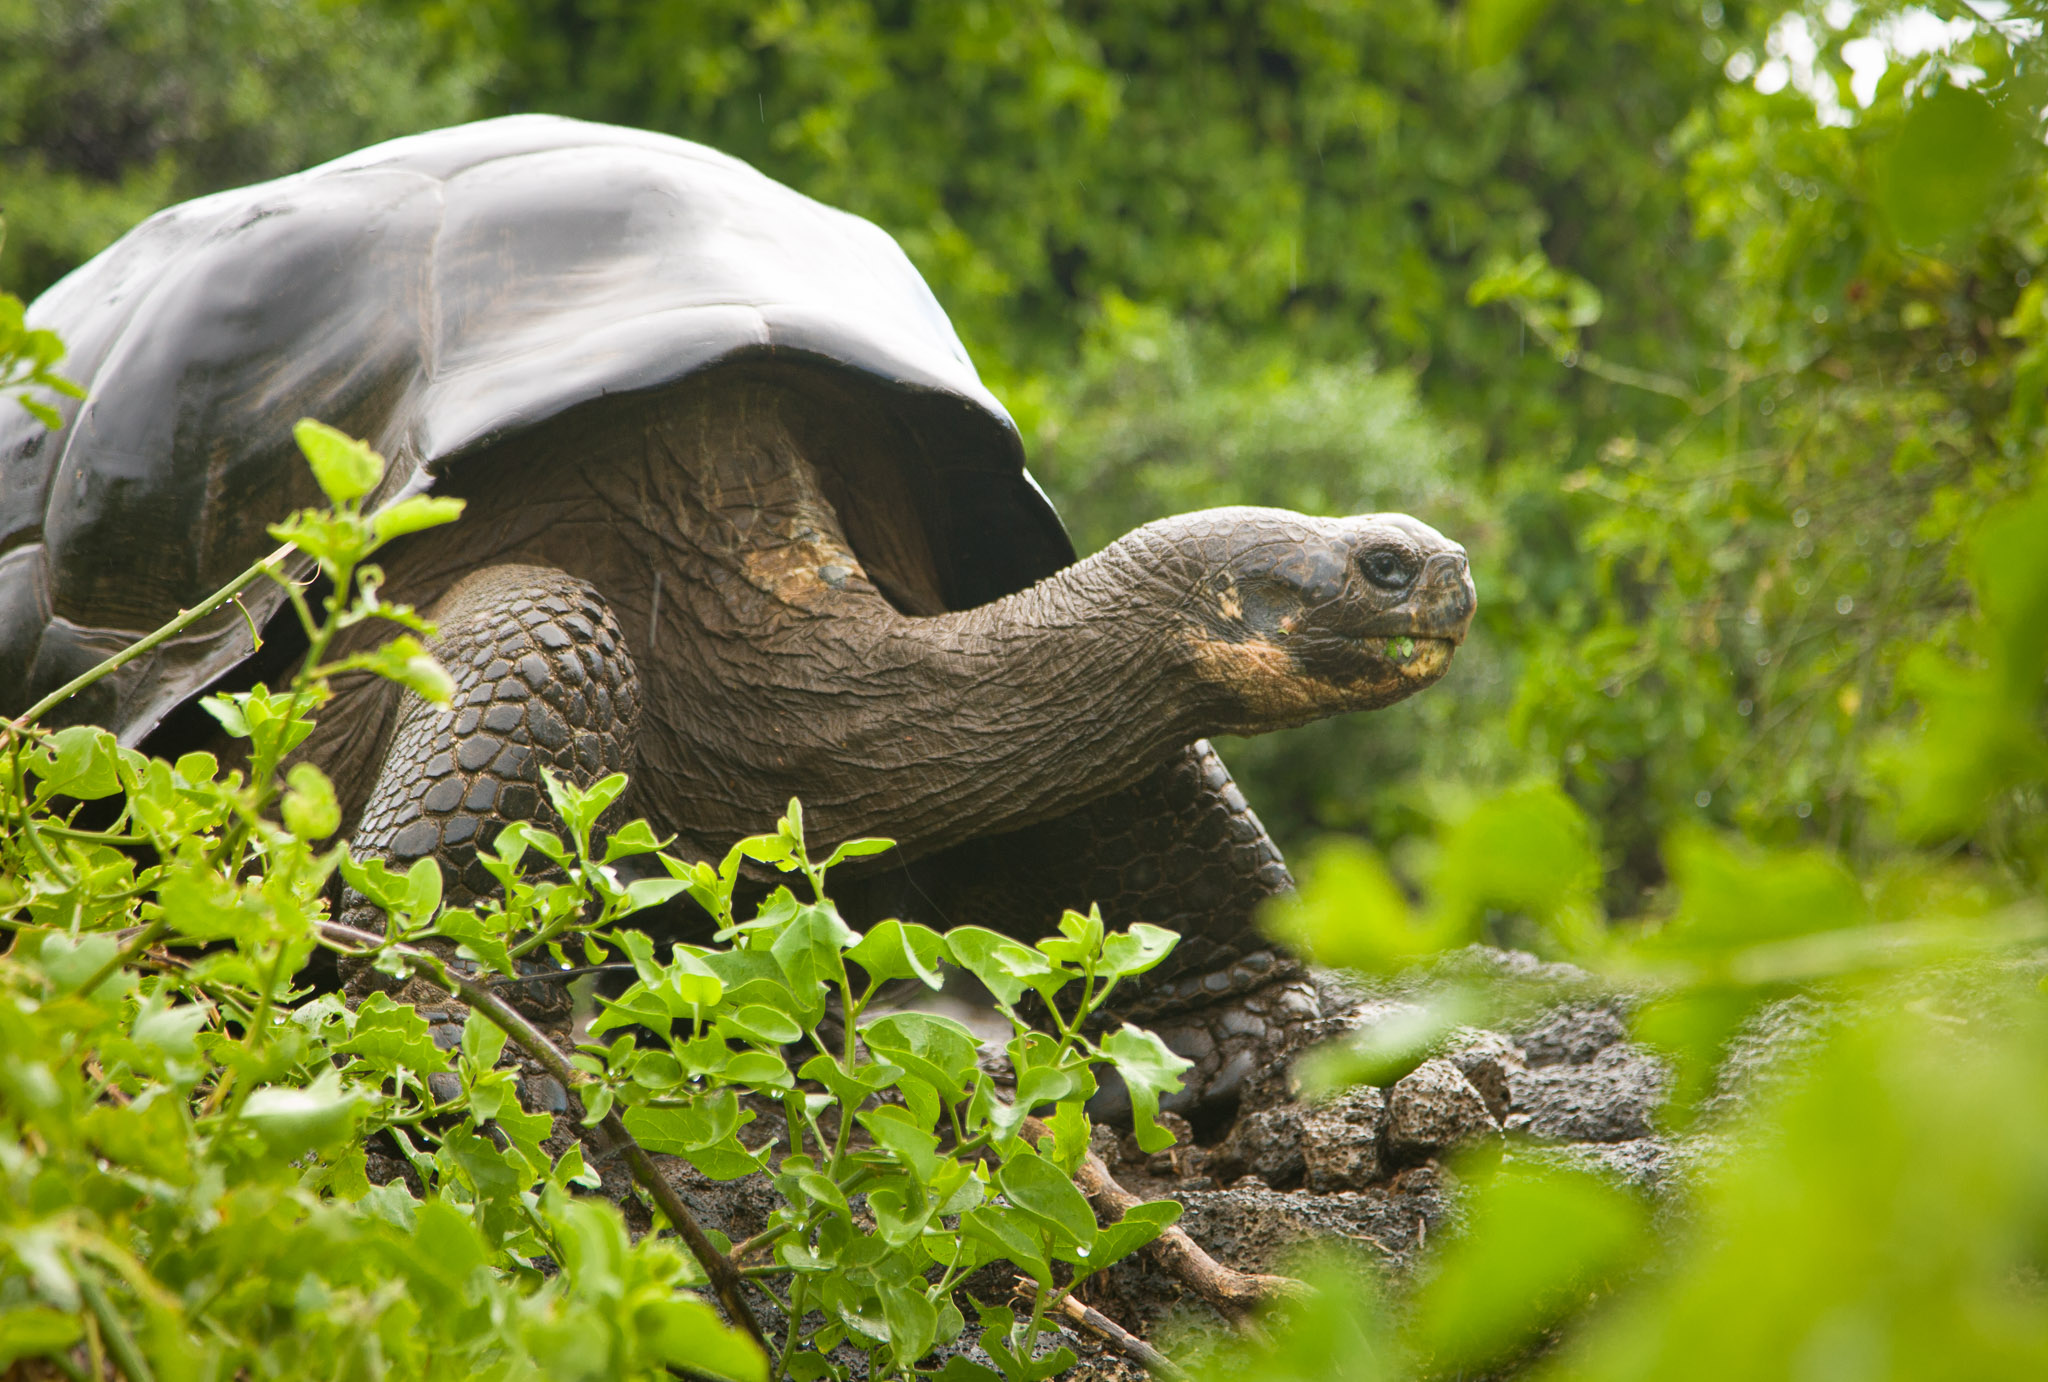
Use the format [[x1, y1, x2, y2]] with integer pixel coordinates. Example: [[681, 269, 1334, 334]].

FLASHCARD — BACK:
[[1360, 634, 1458, 680]]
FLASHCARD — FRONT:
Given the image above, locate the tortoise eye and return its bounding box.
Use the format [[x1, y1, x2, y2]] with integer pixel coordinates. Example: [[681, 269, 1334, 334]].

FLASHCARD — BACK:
[[1361, 549, 1416, 591]]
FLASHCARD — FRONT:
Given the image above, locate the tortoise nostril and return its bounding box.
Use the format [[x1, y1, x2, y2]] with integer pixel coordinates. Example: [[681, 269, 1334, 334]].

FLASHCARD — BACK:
[[1424, 550, 1470, 581], [1420, 551, 1478, 632]]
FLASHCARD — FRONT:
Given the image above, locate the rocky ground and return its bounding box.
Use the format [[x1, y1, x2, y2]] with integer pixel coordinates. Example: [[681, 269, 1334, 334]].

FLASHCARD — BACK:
[[364, 946, 1692, 1372], [1075, 951, 1679, 1342]]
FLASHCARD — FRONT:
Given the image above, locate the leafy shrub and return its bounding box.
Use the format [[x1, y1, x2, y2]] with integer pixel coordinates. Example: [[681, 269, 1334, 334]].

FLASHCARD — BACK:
[[1205, 469, 2048, 1379], [0, 419, 1194, 1380]]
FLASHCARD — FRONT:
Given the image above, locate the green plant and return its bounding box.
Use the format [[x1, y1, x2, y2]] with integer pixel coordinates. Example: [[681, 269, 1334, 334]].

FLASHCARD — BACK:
[[0, 286, 81, 427], [0, 420, 1194, 1380]]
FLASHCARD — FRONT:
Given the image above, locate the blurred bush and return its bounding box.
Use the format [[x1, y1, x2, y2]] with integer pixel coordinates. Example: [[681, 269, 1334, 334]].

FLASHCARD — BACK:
[[0, 0, 484, 295], [6, 0, 2045, 913]]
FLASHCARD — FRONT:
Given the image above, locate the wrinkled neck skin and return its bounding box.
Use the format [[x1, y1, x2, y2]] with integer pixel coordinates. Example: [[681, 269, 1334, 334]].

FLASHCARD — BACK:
[[634, 469, 1229, 861], [365, 375, 1436, 863]]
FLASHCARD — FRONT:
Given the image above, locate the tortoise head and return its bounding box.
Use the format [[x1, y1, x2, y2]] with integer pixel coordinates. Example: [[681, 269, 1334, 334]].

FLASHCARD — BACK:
[[1129, 506, 1475, 732]]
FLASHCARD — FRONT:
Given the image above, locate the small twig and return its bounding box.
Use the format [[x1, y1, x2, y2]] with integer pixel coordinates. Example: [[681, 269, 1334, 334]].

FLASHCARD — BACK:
[[1013, 1278, 1186, 1380], [12, 540, 296, 729], [1020, 1117, 1302, 1322], [486, 962, 634, 986], [316, 921, 769, 1354]]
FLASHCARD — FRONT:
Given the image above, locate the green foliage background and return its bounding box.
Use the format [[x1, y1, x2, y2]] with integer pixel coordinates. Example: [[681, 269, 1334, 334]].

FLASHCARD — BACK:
[[7, 3, 2048, 1377], [8, 0, 2044, 905]]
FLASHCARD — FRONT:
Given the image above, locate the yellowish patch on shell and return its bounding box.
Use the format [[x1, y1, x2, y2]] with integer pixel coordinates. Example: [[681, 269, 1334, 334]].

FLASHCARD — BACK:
[[742, 530, 870, 609]]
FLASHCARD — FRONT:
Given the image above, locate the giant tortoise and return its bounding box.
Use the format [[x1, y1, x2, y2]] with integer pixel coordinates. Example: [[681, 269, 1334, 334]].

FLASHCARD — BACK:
[[0, 115, 1475, 1106]]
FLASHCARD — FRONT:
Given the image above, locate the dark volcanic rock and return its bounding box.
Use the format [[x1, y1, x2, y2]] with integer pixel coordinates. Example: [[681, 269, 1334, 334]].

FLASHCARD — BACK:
[[1386, 1058, 1500, 1160], [1175, 1164, 1458, 1275], [1516, 1005, 1629, 1067], [1512, 1136, 1678, 1192], [1300, 1085, 1387, 1193], [1508, 1043, 1668, 1142], [1448, 1029, 1524, 1122]]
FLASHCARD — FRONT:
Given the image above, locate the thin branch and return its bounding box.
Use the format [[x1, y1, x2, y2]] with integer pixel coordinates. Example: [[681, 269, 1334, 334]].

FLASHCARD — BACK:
[[316, 920, 769, 1354], [12, 541, 297, 730], [1014, 1278, 1186, 1380], [1019, 1116, 1302, 1322], [1515, 309, 1698, 406]]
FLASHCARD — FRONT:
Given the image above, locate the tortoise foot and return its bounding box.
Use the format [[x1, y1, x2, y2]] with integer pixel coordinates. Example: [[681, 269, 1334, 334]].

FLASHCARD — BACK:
[[1088, 972, 1324, 1119]]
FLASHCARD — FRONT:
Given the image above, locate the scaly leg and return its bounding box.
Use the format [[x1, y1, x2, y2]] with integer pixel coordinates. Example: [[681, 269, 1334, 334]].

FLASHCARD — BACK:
[[339, 564, 640, 1019]]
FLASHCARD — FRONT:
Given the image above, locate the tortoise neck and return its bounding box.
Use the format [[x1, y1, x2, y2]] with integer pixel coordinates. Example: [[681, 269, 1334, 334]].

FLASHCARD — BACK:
[[621, 524, 1221, 864], [839, 541, 1217, 846]]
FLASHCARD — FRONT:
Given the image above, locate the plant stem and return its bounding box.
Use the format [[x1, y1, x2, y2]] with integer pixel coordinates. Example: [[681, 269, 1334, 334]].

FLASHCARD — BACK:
[[78, 1269, 156, 1382], [12, 541, 296, 730], [1014, 1279, 1186, 1380], [70, 917, 168, 999]]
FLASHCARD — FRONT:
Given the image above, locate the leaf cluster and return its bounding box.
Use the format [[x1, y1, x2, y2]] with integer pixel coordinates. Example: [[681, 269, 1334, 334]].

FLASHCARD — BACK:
[[0, 420, 1199, 1382]]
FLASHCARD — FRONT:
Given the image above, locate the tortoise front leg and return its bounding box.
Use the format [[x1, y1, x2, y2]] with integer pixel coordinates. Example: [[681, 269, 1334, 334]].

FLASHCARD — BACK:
[[339, 564, 640, 1017]]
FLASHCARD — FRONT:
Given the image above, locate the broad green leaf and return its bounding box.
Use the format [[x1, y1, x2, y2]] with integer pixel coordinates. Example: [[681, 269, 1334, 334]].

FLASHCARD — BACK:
[[1408, 1168, 1648, 1369], [294, 417, 385, 504], [623, 1091, 749, 1159], [1090, 1200, 1182, 1271], [603, 818, 671, 861], [623, 876, 691, 913], [1264, 838, 1459, 972], [719, 1003, 803, 1045], [281, 761, 340, 840], [542, 768, 629, 844], [1099, 1024, 1190, 1153], [461, 1010, 508, 1069], [1099, 922, 1179, 980], [822, 835, 895, 871], [880, 1282, 939, 1366], [846, 918, 947, 989], [771, 902, 857, 993], [721, 1049, 795, 1090], [33, 932, 124, 996], [435, 908, 515, 977], [996, 1148, 1097, 1254], [944, 925, 1033, 1006], [239, 1070, 364, 1160], [641, 1295, 768, 1382], [862, 1011, 982, 1101], [960, 1206, 1050, 1285], [30, 725, 124, 800], [370, 494, 466, 544], [1428, 782, 1602, 953], [0, 1307, 84, 1366], [337, 993, 452, 1076], [858, 1106, 942, 1179], [589, 982, 675, 1040], [799, 1052, 903, 1107], [1654, 829, 1866, 954]]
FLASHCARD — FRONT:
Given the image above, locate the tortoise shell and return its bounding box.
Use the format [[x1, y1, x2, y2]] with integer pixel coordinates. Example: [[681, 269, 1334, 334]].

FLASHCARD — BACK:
[[0, 114, 1071, 736]]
